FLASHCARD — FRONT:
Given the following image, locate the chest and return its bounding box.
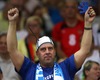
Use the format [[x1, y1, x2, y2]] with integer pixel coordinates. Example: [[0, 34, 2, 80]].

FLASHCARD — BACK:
[[43, 68, 54, 80]]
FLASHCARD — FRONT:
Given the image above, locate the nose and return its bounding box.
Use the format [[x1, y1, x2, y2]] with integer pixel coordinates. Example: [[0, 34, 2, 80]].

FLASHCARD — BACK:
[[97, 69, 100, 75], [45, 49, 50, 55]]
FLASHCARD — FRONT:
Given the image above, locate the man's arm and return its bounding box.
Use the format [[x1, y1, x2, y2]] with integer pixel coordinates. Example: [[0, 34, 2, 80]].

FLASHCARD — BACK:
[[7, 8, 24, 71], [74, 7, 96, 69]]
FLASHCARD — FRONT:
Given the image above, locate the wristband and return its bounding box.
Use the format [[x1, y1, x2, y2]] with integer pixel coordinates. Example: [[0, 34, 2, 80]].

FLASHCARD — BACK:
[[84, 27, 92, 30]]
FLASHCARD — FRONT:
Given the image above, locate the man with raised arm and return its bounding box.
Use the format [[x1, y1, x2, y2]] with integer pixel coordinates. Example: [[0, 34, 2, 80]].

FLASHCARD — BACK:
[[7, 7, 96, 80]]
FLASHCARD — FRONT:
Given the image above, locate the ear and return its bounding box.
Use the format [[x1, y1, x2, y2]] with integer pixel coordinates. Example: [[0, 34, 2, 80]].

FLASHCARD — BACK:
[[85, 70, 89, 76]]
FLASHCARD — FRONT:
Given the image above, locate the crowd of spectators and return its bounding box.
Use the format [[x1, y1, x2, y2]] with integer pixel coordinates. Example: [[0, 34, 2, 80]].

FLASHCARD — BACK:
[[0, 0, 100, 80]]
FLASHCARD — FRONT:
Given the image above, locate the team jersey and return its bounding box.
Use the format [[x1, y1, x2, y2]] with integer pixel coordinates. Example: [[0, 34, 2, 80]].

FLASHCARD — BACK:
[[52, 21, 84, 57], [17, 55, 78, 80]]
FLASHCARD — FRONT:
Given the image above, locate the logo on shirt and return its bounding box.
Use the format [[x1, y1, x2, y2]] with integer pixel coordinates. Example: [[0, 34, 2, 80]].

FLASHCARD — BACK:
[[69, 34, 76, 46], [44, 74, 53, 80]]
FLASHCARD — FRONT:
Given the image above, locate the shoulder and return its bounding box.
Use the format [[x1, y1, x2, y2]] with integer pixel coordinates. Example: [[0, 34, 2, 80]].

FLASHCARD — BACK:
[[52, 21, 64, 33], [59, 55, 78, 78], [54, 22, 64, 28], [78, 20, 84, 25], [59, 55, 78, 71], [59, 55, 75, 66], [18, 57, 37, 80]]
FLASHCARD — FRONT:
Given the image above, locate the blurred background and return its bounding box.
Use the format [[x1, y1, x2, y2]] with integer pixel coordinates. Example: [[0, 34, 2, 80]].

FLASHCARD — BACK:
[[0, 0, 100, 80]]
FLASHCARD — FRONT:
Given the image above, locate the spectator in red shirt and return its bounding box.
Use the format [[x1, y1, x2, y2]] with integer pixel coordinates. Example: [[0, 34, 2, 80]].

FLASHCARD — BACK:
[[52, 0, 84, 62]]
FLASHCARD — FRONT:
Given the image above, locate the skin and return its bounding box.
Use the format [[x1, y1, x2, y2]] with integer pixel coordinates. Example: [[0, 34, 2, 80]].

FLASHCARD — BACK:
[[0, 35, 10, 60], [57, 1, 82, 61], [36, 43, 56, 67], [0, 35, 7, 54], [60, 1, 78, 20], [27, 20, 41, 36], [7, 7, 96, 72], [85, 63, 100, 80]]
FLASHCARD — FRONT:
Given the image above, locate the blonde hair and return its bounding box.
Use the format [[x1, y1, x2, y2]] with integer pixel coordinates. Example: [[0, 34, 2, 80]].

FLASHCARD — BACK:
[[83, 60, 99, 79], [26, 16, 42, 25]]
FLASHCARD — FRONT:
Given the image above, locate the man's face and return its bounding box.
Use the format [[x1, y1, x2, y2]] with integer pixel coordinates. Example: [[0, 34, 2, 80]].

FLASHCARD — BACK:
[[34, 8, 43, 17], [36, 43, 56, 67], [0, 35, 8, 54], [60, 1, 78, 19], [86, 63, 100, 80]]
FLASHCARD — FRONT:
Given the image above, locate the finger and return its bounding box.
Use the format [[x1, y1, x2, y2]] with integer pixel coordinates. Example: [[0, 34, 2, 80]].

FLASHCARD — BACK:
[[8, 8, 18, 16], [8, 9, 14, 15], [86, 6, 92, 14], [89, 11, 96, 17], [14, 8, 19, 13], [88, 8, 96, 17], [88, 8, 94, 12]]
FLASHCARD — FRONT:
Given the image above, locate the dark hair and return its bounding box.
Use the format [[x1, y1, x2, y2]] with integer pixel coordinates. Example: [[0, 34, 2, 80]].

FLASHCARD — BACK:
[[0, 68, 2, 74], [31, 5, 42, 16], [0, 32, 7, 38]]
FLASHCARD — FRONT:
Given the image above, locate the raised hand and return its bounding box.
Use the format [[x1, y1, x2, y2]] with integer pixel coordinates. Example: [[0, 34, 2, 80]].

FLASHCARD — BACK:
[[85, 7, 96, 23], [8, 8, 19, 21]]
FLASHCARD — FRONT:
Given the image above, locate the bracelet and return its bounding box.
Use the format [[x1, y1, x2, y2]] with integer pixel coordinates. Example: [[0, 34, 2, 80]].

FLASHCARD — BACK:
[[84, 27, 92, 30]]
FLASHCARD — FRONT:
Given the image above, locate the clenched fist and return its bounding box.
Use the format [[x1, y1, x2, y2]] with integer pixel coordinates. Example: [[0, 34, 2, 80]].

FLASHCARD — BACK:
[[8, 8, 19, 21], [85, 7, 96, 23]]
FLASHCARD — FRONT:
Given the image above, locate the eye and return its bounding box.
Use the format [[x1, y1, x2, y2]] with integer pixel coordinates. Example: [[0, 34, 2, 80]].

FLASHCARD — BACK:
[[40, 48, 46, 52], [94, 67, 99, 71], [48, 47, 53, 51]]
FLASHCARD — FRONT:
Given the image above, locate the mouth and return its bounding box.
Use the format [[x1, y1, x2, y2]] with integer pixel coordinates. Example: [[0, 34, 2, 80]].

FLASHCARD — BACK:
[[44, 56, 52, 60]]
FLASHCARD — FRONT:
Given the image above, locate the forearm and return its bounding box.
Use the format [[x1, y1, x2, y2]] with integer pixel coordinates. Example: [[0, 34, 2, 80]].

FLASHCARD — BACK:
[[7, 8, 25, 71], [7, 21, 25, 71], [74, 23, 92, 68], [74, 7, 95, 69], [80, 22, 92, 54], [7, 21, 17, 53]]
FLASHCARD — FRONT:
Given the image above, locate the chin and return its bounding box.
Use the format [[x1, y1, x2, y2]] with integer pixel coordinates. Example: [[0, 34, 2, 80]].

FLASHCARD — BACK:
[[45, 60, 53, 65]]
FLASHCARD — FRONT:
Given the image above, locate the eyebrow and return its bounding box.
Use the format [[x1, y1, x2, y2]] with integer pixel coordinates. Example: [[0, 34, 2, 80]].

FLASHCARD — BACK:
[[40, 46, 53, 49]]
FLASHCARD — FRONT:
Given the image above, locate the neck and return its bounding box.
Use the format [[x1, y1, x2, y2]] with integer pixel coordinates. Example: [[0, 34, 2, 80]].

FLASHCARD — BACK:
[[65, 18, 78, 27], [40, 63, 54, 68]]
